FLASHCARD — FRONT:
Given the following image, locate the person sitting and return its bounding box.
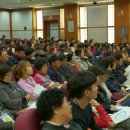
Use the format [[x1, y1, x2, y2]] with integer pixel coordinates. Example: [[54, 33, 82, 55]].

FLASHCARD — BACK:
[[8, 45, 25, 66], [113, 52, 128, 84], [75, 48, 89, 70], [99, 56, 126, 101], [67, 52, 80, 73], [91, 99, 130, 130], [0, 64, 36, 112], [47, 54, 65, 83], [0, 49, 9, 65], [67, 71, 103, 130], [24, 47, 35, 64], [14, 61, 37, 94], [88, 65, 130, 110], [34, 57, 60, 88], [58, 53, 74, 80], [36, 88, 82, 130]]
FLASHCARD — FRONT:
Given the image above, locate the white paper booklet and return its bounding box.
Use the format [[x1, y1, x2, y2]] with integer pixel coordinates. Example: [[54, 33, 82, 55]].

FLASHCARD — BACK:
[[0, 113, 14, 123], [111, 107, 130, 124], [27, 101, 36, 109], [125, 65, 130, 72], [34, 85, 46, 96]]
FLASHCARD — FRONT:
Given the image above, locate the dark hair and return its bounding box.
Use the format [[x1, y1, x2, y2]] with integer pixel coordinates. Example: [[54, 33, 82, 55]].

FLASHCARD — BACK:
[[15, 45, 25, 52], [36, 88, 64, 121], [88, 65, 106, 77], [101, 56, 115, 70], [0, 64, 11, 79], [114, 52, 122, 61], [77, 43, 85, 48], [47, 54, 59, 65], [25, 47, 34, 56], [67, 52, 73, 62], [105, 44, 111, 50], [58, 53, 67, 61], [67, 71, 96, 98], [34, 57, 49, 70], [75, 48, 83, 57]]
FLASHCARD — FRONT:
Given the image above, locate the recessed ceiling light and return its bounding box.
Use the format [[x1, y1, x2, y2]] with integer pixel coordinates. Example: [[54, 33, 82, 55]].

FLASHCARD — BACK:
[[17, 0, 20, 2], [29, 5, 32, 7], [9, 8, 12, 9], [52, 4, 55, 6]]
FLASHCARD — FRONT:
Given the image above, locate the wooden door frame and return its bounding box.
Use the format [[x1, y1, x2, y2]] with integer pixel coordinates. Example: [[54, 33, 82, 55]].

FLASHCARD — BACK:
[[43, 15, 60, 39]]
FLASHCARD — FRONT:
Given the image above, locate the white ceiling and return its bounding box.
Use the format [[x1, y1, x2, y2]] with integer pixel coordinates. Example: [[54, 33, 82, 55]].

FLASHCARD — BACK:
[[0, 0, 114, 9]]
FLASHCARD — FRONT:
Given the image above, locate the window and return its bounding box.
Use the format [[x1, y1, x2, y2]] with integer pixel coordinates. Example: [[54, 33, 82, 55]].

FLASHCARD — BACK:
[[80, 7, 87, 28], [108, 5, 114, 26], [37, 31, 43, 38], [60, 9, 65, 29], [36, 10, 43, 38], [36, 11, 43, 29], [60, 9, 65, 39], [108, 27, 114, 44], [80, 7, 87, 42], [79, 4, 114, 43], [108, 5, 115, 43]]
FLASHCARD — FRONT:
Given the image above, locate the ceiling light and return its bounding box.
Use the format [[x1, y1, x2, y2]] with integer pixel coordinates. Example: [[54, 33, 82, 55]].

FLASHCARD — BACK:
[[17, 0, 20, 2], [9, 8, 12, 9], [52, 4, 55, 6]]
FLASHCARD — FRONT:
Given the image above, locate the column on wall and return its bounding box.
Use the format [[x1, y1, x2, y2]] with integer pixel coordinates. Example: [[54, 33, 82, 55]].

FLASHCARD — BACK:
[[115, 0, 130, 43], [64, 4, 79, 41], [32, 8, 37, 39]]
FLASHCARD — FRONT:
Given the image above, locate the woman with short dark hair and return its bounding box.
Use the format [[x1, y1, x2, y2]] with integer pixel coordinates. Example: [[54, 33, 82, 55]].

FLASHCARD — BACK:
[[37, 88, 82, 130], [0, 64, 35, 112]]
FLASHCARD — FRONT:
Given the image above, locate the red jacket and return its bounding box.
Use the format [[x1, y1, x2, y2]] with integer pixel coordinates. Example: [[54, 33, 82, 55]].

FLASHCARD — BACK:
[[93, 105, 112, 128]]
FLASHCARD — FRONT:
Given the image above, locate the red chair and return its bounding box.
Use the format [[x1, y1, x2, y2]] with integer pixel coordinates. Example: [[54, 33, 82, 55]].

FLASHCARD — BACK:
[[15, 108, 43, 130]]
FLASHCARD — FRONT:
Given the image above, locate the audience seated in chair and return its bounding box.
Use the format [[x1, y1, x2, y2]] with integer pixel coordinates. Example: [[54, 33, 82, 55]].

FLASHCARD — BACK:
[[14, 61, 38, 94], [8, 45, 25, 67], [34, 57, 60, 88], [47, 54, 65, 83], [67, 71, 103, 130], [37, 88, 82, 130], [0, 64, 36, 112]]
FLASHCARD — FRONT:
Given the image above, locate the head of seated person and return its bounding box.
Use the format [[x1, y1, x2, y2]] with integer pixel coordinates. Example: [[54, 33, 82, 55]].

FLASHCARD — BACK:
[[114, 51, 123, 67], [15, 45, 25, 59], [67, 52, 74, 63], [100, 56, 116, 72], [75, 48, 85, 59], [34, 57, 49, 75], [0, 64, 12, 84], [0, 49, 9, 63], [67, 71, 98, 104], [37, 88, 72, 126], [59, 53, 67, 66], [25, 47, 35, 63], [121, 50, 129, 63], [14, 61, 33, 80], [88, 65, 107, 85], [48, 54, 60, 69]]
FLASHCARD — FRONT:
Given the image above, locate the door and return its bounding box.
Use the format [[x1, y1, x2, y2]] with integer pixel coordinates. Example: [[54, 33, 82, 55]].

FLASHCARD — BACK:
[[50, 22, 59, 40]]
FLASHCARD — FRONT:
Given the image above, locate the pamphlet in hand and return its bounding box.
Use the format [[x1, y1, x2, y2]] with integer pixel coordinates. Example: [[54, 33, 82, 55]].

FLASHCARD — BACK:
[[0, 113, 14, 123], [27, 101, 36, 109], [34, 84, 46, 96], [125, 65, 130, 72], [110, 107, 130, 124]]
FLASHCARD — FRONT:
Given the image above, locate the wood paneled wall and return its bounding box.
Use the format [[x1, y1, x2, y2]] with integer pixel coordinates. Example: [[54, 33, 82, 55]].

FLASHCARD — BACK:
[[115, 0, 130, 43], [64, 4, 79, 41]]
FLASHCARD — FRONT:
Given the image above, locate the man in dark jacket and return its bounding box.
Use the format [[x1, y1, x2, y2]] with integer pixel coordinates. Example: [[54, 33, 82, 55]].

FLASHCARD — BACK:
[[67, 71, 103, 130], [47, 54, 65, 83]]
